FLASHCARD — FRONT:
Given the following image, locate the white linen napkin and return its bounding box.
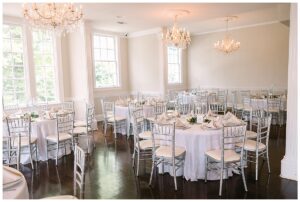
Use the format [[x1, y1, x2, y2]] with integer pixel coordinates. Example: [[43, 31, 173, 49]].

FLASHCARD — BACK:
[[222, 112, 242, 126], [156, 113, 169, 124], [175, 118, 188, 128], [3, 166, 23, 189]]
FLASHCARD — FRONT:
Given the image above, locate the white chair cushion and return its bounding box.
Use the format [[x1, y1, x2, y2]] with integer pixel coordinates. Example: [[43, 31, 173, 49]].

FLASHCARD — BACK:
[[12, 136, 37, 147], [138, 131, 152, 139], [73, 127, 89, 134], [236, 139, 266, 152], [246, 130, 257, 139], [268, 108, 280, 113], [146, 117, 156, 122], [74, 120, 87, 127], [46, 133, 72, 142], [108, 116, 126, 122], [235, 104, 244, 110], [205, 149, 240, 162], [42, 195, 78, 199], [243, 106, 252, 111], [155, 146, 186, 158], [136, 140, 153, 150]]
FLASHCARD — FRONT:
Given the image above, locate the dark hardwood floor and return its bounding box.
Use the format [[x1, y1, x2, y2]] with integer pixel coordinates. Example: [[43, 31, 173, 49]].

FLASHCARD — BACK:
[[17, 123, 297, 199]]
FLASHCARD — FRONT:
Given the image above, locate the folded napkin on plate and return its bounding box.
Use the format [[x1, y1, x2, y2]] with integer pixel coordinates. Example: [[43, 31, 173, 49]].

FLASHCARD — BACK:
[[173, 110, 180, 118], [156, 113, 169, 124], [3, 166, 23, 189], [115, 99, 125, 106], [50, 107, 59, 113], [222, 112, 242, 126], [175, 118, 189, 128], [207, 109, 216, 117]]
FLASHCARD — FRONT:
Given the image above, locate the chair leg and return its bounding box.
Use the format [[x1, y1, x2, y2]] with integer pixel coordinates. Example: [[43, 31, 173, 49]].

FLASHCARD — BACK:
[[136, 152, 140, 176], [149, 158, 155, 186], [173, 159, 177, 191], [219, 165, 224, 196], [255, 152, 259, 181], [29, 145, 34, 170], [132, 149, 136, 168], [104, 122, 107, 135], [87, 135, 90, 154], [56, 143, 59, 166], [17, 145, 21, 171], [241, 164, 248, 192], [114, 122, 117, 139], [266, 149, 271, 173], [204, 156, 208, 183]]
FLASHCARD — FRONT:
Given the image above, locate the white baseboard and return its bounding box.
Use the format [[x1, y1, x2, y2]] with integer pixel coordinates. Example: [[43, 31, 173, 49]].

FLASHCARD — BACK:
[[280, 155, 298, 181]]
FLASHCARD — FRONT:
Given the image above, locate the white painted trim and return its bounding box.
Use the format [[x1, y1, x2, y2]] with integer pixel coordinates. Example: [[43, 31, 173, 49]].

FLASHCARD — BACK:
[[281, 156, 297, 181], [54, 35, 64, 102], [128, 27, 162, 38], [193, 20, 281, 36]]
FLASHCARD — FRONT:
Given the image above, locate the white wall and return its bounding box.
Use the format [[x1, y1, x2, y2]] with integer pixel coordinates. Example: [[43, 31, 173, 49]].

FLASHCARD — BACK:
[[188, 23, 289, 90], [128, 34, 163, 95], [128, 32, 188, 97]]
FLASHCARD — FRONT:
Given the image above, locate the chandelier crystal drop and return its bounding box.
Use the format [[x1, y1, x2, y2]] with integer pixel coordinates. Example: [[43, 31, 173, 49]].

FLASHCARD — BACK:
[[214, 16, 240, 54], [23, 3, 84, 35], [163, 15, 191, 49]]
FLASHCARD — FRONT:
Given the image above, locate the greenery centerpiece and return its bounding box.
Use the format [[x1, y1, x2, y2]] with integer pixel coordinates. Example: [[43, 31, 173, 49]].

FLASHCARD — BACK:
[[187, 116, 197, 124]]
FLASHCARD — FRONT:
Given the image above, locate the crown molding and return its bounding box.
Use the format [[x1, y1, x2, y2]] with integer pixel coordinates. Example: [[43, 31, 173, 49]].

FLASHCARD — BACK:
[[192, 20, 281, 36], [127, 27, 162, 38]]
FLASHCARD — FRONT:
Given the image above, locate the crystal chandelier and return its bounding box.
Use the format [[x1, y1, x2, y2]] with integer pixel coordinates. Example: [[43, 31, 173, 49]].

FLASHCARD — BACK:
[[214, 16, 240, 54], [23, 3, 83, 35], [163, 14, 191, 49]]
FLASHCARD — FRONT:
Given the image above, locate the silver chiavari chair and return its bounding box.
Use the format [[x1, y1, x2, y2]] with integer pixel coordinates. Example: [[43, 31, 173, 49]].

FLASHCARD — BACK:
[[193, 101, 207, 114], [101, 100, 127, 139], [73, 145, 86, 199], [208, 92, 218, 114], [240, 90, 252, 122], [132, 108, 153, 176], [267, 97, 281, 127], [205, 123, 248, 196], [149, 122, 186, 191], [5, 116, 38, 170], [73, 104, 96, 153], [154, 101, 167, 117], [62, 101, 74, 112], [237, 115, 272, 180], [46, 112, 74, 166]]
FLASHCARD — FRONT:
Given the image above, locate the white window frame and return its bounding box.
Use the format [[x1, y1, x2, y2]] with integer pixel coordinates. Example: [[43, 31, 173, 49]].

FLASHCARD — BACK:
[[167, 46, 182, 85], [91, 32, 121, 90], [3, 16, 63, 106], [31, 29, 59, 104]]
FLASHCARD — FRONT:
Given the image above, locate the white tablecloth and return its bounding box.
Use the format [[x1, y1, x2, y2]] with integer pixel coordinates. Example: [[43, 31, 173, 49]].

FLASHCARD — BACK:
[[115, 105, 155, 135], [159, 123, 235, 181], [3, 166, 29, 199]]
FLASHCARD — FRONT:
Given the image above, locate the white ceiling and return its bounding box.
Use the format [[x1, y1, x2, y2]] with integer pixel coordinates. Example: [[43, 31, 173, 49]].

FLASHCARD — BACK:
[[3, 3, 290, 35]]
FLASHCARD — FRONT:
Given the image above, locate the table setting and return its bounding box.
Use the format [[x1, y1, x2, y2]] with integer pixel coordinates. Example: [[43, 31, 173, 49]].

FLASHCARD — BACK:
[[152, 110, 244, 181]]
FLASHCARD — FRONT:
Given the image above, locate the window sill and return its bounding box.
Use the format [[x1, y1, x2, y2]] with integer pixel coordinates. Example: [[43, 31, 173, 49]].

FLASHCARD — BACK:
[[94, 86, 122, 92]]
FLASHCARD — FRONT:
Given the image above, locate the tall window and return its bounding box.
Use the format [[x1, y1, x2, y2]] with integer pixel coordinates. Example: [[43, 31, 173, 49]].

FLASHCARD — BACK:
[[93, 34, 119, 88], [2, 24, 26, 106], [32, 30, 57, 103], [167, 46, 182, 84]]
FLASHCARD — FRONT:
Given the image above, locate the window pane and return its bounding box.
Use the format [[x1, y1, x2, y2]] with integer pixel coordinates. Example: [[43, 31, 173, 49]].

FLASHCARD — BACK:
[[2, 24, 26, 106], [167, 47, 181, 84], [32, 29, 57, 103], [93, 34, 119, 88]]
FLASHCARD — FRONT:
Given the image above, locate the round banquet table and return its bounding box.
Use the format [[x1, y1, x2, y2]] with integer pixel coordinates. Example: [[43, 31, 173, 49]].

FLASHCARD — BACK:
[[115, 104, 155, 135], [3, 166, 29, 199], [158, 122, 235, 181], [3, 118, 96, 164]]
